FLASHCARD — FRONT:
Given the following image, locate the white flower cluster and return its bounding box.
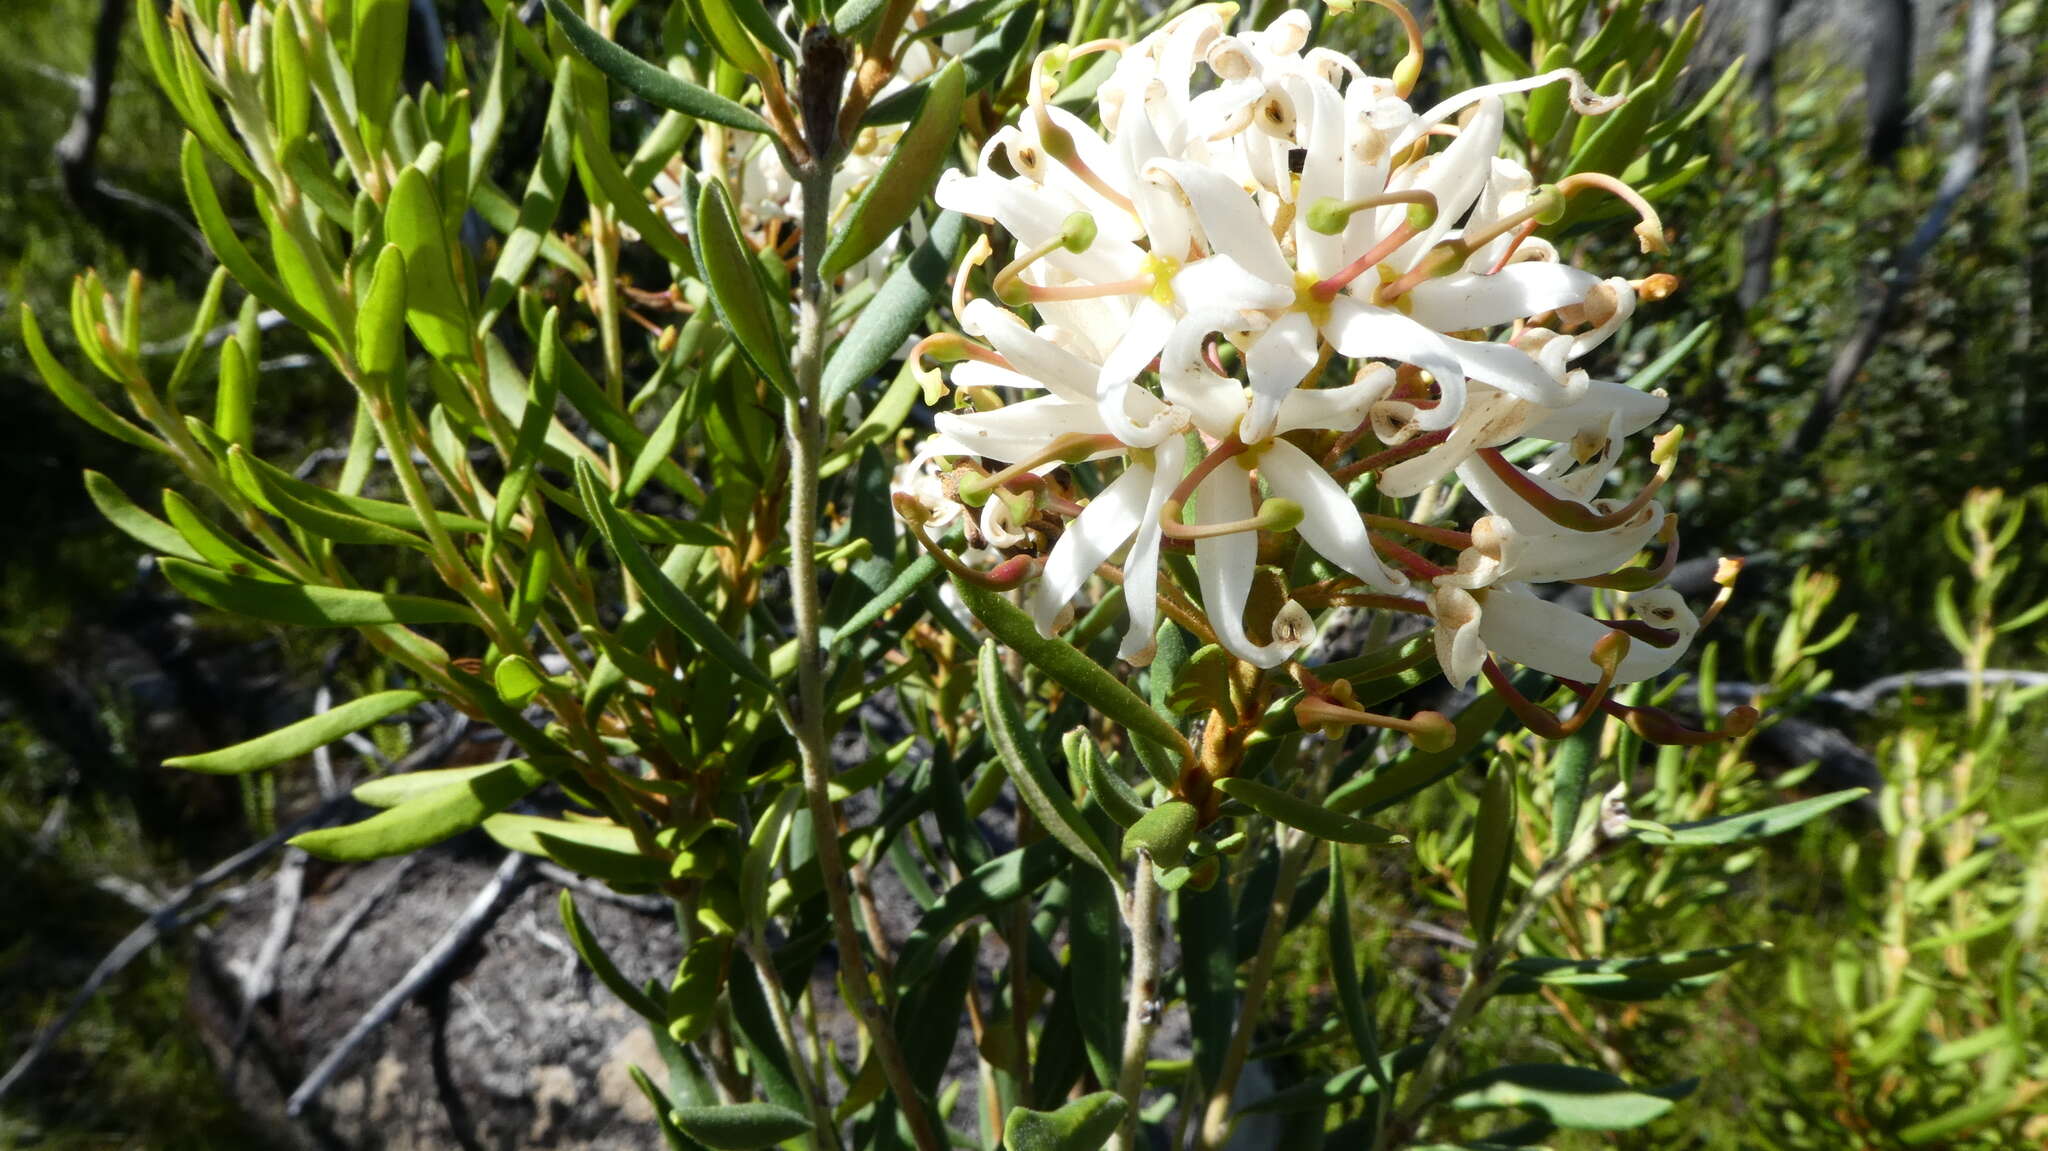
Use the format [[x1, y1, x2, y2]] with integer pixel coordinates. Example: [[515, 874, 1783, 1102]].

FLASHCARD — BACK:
[[898, 3, 1706, 701]]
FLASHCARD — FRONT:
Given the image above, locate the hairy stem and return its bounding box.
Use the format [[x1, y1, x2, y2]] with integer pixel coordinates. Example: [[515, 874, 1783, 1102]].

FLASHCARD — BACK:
[[785, 160, 941, 1151], [1112, 854, 1163, 1151]]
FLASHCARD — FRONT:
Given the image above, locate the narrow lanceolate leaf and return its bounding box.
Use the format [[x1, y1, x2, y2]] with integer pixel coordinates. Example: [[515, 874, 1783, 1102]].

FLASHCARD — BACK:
[[820, 59, 964, 279], [161, 559, 480, 628], [384, 167, 474, 365], [480, 57, 574, 326], [164, 690, 428, 774], [483, 813, 681, 885], [864, 3, 1034, 124], [20, 306, 166, 455], [669, 1102, 812, 1150], [292, 759, 549, 860], [694, 180, 795, 393], [1066, 863, 1123, 1089], [1446, 1064, 1678, 1130], [979, 644, 1120, 879], [1003, 1092, 1128, 1151], [558, 889, 667, 1024], [1067, 730, 1145, 828], [952, 575, 1193, 765], [83, 471, 201, 561], [543, 0, 771, 134], [1467, 757, 1516, 948], [895, 839, 1065, 988], [237, 448, 488, 535], [1327, 845, 1390, 1095], [1324, 688, 1507, 817], [573, 460, 772, 690], [826, 553, 938, 650], [1500, 943, 1768, 1001], [1214, 777, 1405, 847], [178, 136, 331, 344], [1550, 723, 1599, 851], [1633, 788, 1869, 846], [231, 447, 429, 550], [821, 209, 965, 417], [352, 761, 526, 807]]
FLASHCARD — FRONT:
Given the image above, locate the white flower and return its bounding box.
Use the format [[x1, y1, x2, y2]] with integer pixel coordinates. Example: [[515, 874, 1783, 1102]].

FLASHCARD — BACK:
[[1430, 584, 1699, 690]]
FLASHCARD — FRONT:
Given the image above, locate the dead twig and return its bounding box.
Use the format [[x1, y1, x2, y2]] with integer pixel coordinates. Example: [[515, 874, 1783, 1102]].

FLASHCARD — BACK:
[[286, 852, 532, 1116], [0, 794, 352, 1103], [309, 856, 421, 987]]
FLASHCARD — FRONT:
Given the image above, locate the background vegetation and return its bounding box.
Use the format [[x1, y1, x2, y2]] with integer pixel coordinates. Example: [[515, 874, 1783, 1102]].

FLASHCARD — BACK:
[[2, 0, 2043, 1147]]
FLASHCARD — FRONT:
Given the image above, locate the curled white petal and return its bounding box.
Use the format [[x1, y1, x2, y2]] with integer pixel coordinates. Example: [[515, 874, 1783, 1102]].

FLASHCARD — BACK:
[[1478, 585, 1698, 684], [1192, 457, 1298, 668], [1028, 458, 1154, 634], [1259, 439, 1408, 593], [1406, 264, 1603, 333]]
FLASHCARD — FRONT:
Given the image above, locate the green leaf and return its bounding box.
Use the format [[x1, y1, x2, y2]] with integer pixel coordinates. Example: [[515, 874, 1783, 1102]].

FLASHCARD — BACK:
[[83, 471, 201, 561], [1325, 688, 1507, 817], [978, 644, 1120, 879], [1240, 1046, 1427, 1114], [715, 0, 798, 62], [668, 935, 728, 1045], [574, 459, 773, 690], [1501, 944, 1767, 1001], [865, 3, 1034, 124], [543, 0, 771, 134], [822, 210, 965, 418], [160, 558, 479, 628], [1214, 777, 1405, 847], [385, 167, 474, 365], [1447, 1064, 1676, 1130], [1123, 801, 1197, 868], [1898, 1088, 2020, 1145], [1326, 845, 1390, 1097], [480, 58, 576, 325], [821, 60, 963, 278], [352, 761, 527, 807], [952, 575, 1192, 765], [895, 839, 1065, 988], [1633, 789, 1868, 847], [493, 655, 549, 705], [559, 889, 668, 1024], [231, 447, 430, 550], [19, 305, 167, 455], [162, 489, 293, 582], [178, 136, 332, 345], [1467, 757, 1516, 948], [483, 813, 677, 885], [669, 1103, 812, 1150], [1003, 1091, 1127, 1151], [164, 690, 428, 774], [1549, 724, 1599, 851], [678, 0, 775, 76], [1620, 319, 1710, 393], [1066, 863, 1123, 1089], [352, 0, 409, 134], [1069, 731, 1145, 829], [826, 553, 939, 650], [694, 180, 795, 393], [570, 81, 695, 273], [236, 449, 488, 535], [293, 759, 549, 860]]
